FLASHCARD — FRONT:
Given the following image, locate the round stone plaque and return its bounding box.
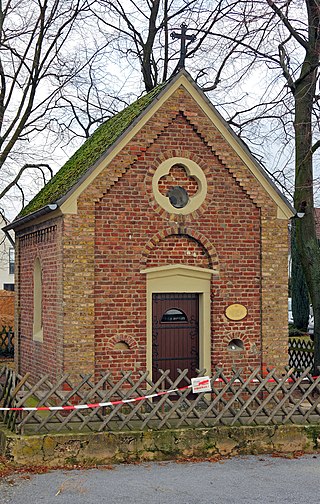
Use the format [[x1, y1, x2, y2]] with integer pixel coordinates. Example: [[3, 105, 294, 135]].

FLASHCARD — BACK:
[[225, 303, 247, 321]]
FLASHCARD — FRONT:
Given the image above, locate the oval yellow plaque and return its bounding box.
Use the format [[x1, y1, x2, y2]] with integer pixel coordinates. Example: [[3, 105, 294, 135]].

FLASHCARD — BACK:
[[225, 304, 248, 321]]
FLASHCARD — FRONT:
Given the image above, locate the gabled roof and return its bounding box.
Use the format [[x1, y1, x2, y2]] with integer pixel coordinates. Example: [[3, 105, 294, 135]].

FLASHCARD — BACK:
[[19, 83, 166, 218], [8, 69, 294, 229]]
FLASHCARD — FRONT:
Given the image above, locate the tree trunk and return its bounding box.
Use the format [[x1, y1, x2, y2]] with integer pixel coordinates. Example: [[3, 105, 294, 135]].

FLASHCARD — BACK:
[[142, 0, 160, 91], [293, 0, 320, 370], [291, 220, 310, 331]]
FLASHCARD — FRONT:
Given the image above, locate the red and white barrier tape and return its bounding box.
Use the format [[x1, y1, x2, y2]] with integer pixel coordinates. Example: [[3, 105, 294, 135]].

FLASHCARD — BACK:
[[0, 384, 192, 412], [0, 374, 318, 412]]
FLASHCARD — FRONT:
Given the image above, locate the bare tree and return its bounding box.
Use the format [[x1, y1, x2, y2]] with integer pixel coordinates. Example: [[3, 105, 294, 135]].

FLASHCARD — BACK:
[[47, 61, 132, 149], [208, 0, 320, 371], [92, 0, 244, 91], [0, 0, 117, 215], [270, 0, 320, 371]]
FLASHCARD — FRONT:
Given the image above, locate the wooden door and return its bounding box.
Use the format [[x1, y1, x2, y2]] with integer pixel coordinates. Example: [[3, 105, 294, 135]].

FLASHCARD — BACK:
[[152, 293, 199, 384]]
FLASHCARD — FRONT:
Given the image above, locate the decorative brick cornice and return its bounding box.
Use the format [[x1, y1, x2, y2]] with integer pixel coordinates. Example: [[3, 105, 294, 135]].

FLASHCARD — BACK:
[[174, 90, 273, 213]]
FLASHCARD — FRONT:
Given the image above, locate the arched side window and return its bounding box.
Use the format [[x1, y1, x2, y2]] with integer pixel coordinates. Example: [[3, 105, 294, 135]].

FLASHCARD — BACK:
[[33, 257, 43, 342]]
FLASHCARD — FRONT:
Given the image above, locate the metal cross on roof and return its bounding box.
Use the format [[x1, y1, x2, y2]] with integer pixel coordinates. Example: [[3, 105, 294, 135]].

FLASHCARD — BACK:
[[171, 23, 196, 70]]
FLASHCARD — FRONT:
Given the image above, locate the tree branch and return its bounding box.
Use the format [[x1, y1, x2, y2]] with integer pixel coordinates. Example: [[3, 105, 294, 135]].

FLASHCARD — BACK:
[[0, 163, 53, 201], [266, 0, 309, 50]]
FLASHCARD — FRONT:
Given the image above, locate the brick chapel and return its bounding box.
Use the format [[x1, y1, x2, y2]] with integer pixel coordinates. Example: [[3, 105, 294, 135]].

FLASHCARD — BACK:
[[5, 70, 294, 382]]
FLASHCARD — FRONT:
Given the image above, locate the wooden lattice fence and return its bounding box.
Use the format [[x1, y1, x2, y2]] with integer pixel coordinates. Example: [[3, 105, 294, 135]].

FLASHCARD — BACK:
[[288, 338, 314, 372], [1, 366, 320, 435], [0, 327, 14, 357]]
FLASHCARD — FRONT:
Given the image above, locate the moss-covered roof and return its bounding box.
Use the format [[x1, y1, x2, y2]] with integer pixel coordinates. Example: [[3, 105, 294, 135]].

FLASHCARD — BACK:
[[19, 83, 166, 217]]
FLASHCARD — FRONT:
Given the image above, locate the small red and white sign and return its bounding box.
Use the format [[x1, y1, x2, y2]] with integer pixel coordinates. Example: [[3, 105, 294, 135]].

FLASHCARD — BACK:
[[191, 376, 212, 393]]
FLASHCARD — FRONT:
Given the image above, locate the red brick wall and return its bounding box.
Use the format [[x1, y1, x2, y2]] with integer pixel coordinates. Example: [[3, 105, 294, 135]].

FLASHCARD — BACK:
[[94, 113, 261, 378], [16, 219, 63, 380]]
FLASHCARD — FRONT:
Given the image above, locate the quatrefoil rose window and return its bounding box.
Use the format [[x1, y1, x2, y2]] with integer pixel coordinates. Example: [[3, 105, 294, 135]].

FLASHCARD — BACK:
[[152, 157, 207, 215]]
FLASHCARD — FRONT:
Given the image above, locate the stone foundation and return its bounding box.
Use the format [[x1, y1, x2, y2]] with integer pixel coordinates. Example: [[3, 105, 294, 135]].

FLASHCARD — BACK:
[[1, 425, 320, 466]]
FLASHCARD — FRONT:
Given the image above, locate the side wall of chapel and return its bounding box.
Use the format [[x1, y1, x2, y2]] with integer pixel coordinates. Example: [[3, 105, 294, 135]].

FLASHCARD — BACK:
[[15, 218, 64, 380]]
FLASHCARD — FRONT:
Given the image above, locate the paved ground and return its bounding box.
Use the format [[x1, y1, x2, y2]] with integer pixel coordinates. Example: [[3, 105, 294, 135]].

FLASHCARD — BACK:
[[1, 454, 320, 504]]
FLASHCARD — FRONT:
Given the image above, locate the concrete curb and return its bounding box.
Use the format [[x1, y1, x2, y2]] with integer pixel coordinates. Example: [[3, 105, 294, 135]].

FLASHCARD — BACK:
[[1, 424, 320, 466]]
